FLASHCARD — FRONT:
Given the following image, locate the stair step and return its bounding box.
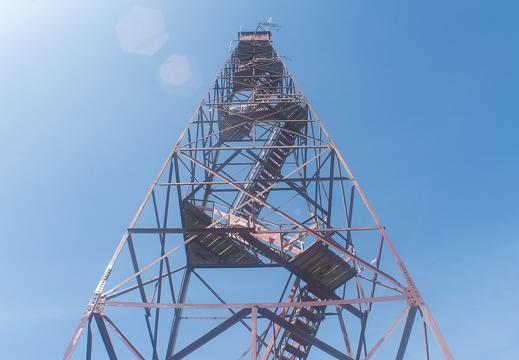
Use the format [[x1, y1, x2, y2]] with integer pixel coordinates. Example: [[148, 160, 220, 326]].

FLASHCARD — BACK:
[[287, 332, 309, 347], [283, 343, 306, 358], [291, 318, 315, 335], [297, 306, 321, 323]]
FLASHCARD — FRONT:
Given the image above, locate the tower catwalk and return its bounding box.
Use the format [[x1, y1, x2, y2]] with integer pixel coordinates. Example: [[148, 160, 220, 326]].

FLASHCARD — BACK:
[[65, 31, 453, 359]]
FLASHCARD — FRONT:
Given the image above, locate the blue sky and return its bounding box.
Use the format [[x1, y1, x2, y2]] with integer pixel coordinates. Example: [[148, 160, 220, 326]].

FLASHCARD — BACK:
[[1, 0, 518, 358]]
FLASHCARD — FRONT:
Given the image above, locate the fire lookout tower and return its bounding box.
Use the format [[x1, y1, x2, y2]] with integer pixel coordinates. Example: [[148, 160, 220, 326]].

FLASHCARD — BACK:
[[64, 31, 454, 359]]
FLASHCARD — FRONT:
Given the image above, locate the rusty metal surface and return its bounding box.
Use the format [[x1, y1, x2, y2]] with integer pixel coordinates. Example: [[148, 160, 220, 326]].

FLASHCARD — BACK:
[[64, 31, 453, 359]]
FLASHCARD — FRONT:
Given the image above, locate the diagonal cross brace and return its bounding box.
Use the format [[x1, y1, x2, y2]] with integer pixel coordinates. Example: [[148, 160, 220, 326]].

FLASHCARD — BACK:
[[258, 308, 353, 360], [166, 308, 252, 360]]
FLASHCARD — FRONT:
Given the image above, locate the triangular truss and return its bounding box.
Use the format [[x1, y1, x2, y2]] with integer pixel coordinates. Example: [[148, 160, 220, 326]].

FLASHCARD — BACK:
[[64, 31, 453, 360]]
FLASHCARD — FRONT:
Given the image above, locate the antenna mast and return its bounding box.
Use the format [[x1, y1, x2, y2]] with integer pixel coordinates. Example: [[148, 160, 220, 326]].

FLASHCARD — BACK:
[[257, 17, 281, 31]]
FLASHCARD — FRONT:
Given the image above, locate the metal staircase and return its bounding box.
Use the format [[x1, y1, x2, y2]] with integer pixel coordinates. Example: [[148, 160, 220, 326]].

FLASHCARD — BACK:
[[64, 30, 454, 360]]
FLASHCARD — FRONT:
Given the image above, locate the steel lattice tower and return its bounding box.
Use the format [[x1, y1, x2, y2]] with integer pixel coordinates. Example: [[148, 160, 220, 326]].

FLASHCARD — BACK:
[[65, 31, 453, 359]]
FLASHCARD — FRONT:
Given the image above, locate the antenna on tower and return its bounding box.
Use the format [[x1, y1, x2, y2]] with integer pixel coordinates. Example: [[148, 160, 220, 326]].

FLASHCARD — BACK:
[[257, 17, 281, 31]]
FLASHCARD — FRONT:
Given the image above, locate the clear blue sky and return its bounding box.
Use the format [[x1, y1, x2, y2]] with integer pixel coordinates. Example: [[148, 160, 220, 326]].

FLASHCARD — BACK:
[[1, 1, 518, 358]]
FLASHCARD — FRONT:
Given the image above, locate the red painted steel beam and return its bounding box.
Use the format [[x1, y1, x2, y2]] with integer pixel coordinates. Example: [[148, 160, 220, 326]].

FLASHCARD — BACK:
[[364, 307, 409, 359], [103, 315, 146, 360], [258, 307, 353, 360], [93, 314, 117, 360], [128, 227, 256, 234], [166, 308, 251, 360], [396, 306, 418, 360], [104, 295, 405, 309]]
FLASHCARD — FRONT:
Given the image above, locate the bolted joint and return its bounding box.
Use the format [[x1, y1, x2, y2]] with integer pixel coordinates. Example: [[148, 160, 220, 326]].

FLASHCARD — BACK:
[[404, 286, 424, 307], [92, 293, 106, 314]]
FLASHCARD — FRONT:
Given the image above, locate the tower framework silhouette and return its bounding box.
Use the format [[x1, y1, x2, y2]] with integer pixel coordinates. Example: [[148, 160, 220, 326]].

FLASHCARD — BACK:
[[65, 31, 453, 359]]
